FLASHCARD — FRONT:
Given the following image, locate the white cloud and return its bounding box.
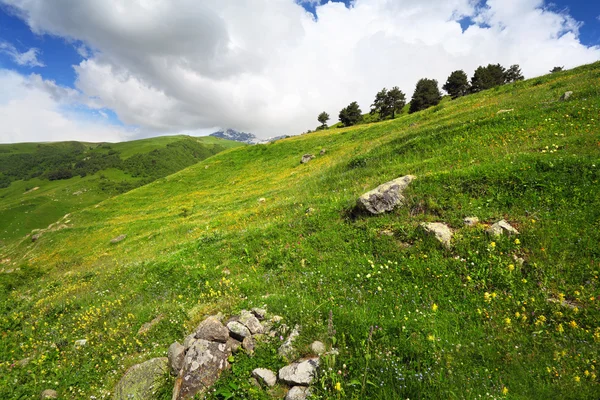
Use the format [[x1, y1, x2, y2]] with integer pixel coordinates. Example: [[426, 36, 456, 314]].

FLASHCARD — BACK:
[[1, 0, 599, 141], [0, 41, 44, 67], [0, 69, 134, 143]]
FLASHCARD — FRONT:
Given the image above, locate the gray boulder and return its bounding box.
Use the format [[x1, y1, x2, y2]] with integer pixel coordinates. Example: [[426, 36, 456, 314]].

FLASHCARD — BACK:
[[357, 175, 416, 215], [226, 337, 242, 354], [227, 321, 251, 341], [487, 219, 519, 236], [251, 307, 267, 320], [168, 342, 185, 376], [310, 341, 326, 355], [420, 222, 453, 248], [278, 358, 320, 386], [560, 91, 573, 101], [242, 336, 255, 354], [301, 154, 315, 164], [183, 333, 196, 351], [40, 389, 58, 399], [113, 357, 168, 400], [463, 217, 479, 227], [278, 325, 300, 359], [286, 386, 312, 400], [195, 316, 229, 343], [239, 310, 264, 334], [172, 340, 231, 400], [110, 234, 127, 244], [252, 368, 277, 387]]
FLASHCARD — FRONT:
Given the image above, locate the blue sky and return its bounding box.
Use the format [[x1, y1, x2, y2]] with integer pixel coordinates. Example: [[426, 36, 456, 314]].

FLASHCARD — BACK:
[[0, 0, 599, 143]]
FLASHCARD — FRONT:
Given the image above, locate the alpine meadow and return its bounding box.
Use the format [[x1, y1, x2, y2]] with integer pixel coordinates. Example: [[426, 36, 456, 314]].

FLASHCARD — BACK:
[[1, 62, 600, 400]]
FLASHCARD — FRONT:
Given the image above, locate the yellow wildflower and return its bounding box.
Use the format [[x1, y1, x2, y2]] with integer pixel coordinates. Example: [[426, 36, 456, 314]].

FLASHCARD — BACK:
[[569, 320, 578, 329], [574, 376, 580, 383], [484, 292, 492, 303], [335, 382, 342, 391], [432, 303, 438, 312], [427, 334, 435, 342], [504, 317, 511, 326], [515, 312, 520, 318], [558, 293, 565, 302], [490, 242, 496, 248], [514, 239, 520, 245], [491, 292, 498, 299], [508, 264, 515, 272], [502, 387, 509, 395], [584, 370, 590, 377], [557, 324, 564, 333]]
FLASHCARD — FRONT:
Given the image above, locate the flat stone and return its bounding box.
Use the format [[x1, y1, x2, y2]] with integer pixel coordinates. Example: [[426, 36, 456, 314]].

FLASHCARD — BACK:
[[463, 217, 479, 227], [496, 109, 513, 114], [487, 219, 519, 236], [226, 337, 242, 354], [278, 358, 320, 386], [357, 175, 416, 215], [242, 336, 255, 354], [286, 386, 311, 400], [251, 307, 267, 320], [310, 341, 326, 355], [172, 340, 231, 400], [40, 389, 58, 399], [227, 321, 251, 341], [239, 310, 263, 334], [183, 333, 197, 351], [195, 316, 229, 343], [252, 368, 277, 387], [110, 234, 127, 244], [137, 314, 164, 335], [113, 357, 168, 400], [301, 154, 315, 164], [319, 149, 326, 155], [278, 325, 300, 359], [560, 91, 573, 101], [420, 222, 453, 248], [168, 342, 185, 376], [74, 339, 87, 348]]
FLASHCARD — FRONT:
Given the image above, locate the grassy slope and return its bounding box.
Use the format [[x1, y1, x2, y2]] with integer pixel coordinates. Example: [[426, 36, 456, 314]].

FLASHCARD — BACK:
[[1, 64, 599, 399], [0, 136, 243, 244]]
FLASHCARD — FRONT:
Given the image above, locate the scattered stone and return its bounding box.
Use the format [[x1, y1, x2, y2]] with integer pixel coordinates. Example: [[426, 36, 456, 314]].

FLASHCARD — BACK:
[[17, 356, 32, 367], [496, 109, 514, 114], [110, 234, 127, 244], [378, 229, 394, 237], [74, 339, 87, 348], [137, 314, 164, 335], [463, 216, 479, 227], [242, 336, 255, 354], [40, 389, 58, 399], [113, 357, 168, 400], [513, 254, 525, 266], [172, 340, 231, 400], [420, 222, 453, 249], [278, 358, 320, 386], [168, 342, 185, 376], [183, 333, 197, 351], [305, 207, 315, 214], [251, 307, 267, 320], [278, 325, 300, 359], [301, 154, 315, 164], [195, 316, 229, 343], [487, 219, 519, 236], [357, 175, 416, 215], [239, 310, 264, 334], [319, 149, 326, 155], [271, 315, 284, 323], [226, 337, 242, 354], [560, 91, 573, 101], [310, 341, 326, 355], [227, 321, 252, 341], [24, 187, 40, 194], [286, 386, 311, 400], [252, 368, 277, 387], [31, 233, 42, 242], [258, 198, 266, 203]]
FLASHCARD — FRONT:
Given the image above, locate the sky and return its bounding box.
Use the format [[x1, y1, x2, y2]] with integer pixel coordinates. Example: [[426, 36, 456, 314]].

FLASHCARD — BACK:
[[0, 0, 599, 143]]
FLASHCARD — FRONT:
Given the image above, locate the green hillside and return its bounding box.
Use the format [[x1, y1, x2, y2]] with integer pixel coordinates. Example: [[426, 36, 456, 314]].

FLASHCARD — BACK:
[[0, 136, 243, 244], [1, 63, 599, 399]]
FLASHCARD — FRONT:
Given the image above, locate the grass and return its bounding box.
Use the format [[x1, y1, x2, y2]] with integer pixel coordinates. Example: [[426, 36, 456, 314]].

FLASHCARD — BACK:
[[0, 62, 599, 399]]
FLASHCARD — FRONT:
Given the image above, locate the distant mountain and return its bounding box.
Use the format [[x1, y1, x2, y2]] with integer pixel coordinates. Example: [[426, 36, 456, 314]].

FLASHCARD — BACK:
[[210, 129, 290, 144]]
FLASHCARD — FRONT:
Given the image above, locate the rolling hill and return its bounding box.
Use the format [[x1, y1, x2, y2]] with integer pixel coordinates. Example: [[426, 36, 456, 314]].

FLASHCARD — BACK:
[[0, 63, 599, 399]]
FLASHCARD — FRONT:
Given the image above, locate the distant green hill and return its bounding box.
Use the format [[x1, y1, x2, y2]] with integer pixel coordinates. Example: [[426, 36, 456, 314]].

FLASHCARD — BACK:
[[0, 64, 599, 399], [0, 135, 243, 243]]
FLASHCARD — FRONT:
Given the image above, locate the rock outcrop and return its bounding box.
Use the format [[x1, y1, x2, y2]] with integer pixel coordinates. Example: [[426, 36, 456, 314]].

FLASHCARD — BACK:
[[487, 219, 519, 236], [357, 175, 416, 215], [420, 222, 453, 248], [301, 154, 315, 164], [278, 358, 320, 386], [252, 368, 277, 387], [113, 357, 168, 400]]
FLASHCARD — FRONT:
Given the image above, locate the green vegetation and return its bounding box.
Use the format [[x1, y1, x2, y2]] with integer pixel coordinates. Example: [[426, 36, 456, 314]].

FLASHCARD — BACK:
[[443, 70, 470, 99], [409, 78, 442, 113], [1, 62, 599, 399], [0, 136, 243, 243], [338, 101, 363, 127]]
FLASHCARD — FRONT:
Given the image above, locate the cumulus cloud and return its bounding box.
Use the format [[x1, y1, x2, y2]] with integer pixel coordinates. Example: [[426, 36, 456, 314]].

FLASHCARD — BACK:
[[0, 69, 134, 143], [1, 0, 599, 141], [0, 41, 44, 67]]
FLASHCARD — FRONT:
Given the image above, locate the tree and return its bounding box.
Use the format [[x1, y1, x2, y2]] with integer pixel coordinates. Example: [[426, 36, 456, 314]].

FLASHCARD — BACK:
[[339, 101, 363, 127], [386, 86, 406, 119], [504, 64, 524, 83], [409, 79, 442, 114], [550, 66, 564, 73], [370, 88, 390, 120], [317, 111, 330, 129], [442, 70, 470, 99], [470, 64, 506, 92]]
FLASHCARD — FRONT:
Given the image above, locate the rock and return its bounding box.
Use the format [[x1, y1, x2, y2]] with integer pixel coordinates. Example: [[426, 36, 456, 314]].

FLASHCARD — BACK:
[[110, 234, 127, 244], [251, 307, 267, 320], [113, 357, 168, 400], [357, 175, 416, 215], [420, 222, 453, 248], [31, 233, 42, 242], [17, 356, 32, 367], [242, 336, 255, 354], [258, 198, 266, 203], [310, 341, 326, 355], [271, 315, 283, 323], [227, 321, 251, 341], [239, 310, 263, 334], [560, 91, 573, 101], [278, 358, 320, 386], [320, 149, 326, 155], [183, 333, 197, 351], [286, 386, 312, 400], [513, 254, 525, 266], [168, 342, 185, 376], [194, 316, 229, 343], [226, 337, 242, 354], [496, 109, 513, 114], [278, 325, 300, 359], [74, 339, 87, 348], [487, 219, 519, 236], [40, 389, 58, 399], [137, 314, 164, 335], [300, 154, 315, 164], [172, 340, 231, 400], [463, 217, 479, 227], [252, 368, 277, 387]]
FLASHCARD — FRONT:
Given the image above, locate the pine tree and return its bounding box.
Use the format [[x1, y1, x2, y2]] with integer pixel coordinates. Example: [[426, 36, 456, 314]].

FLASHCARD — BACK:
[[505, 64, 524, 83], [442, 70, 470, 99], [317, 111, 330, 129], [409, 79, 442, 114], [339, 102, 363, 127]]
